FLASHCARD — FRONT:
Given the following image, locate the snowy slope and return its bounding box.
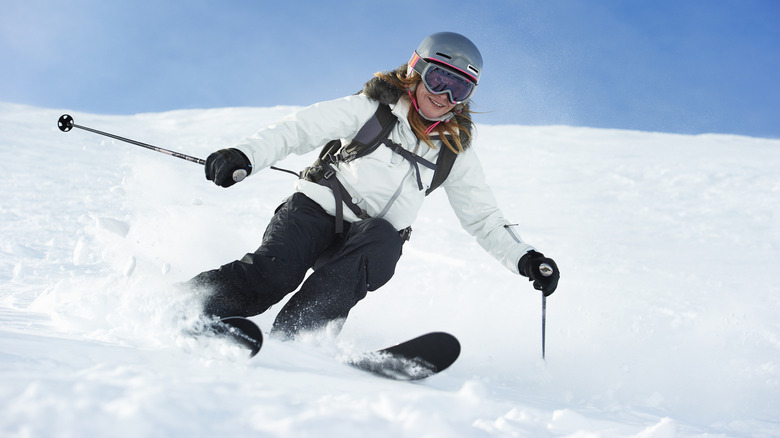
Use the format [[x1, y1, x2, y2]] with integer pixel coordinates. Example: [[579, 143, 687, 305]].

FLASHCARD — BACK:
[[1, 101, 779, 437]]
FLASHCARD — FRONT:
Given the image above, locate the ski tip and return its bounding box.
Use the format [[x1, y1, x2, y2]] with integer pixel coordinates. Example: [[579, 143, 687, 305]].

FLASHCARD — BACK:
[[397, 332, 461, 366], [350, 331, 461, 381], [424, 332, 461, 370], [219, 316, 264, 358]]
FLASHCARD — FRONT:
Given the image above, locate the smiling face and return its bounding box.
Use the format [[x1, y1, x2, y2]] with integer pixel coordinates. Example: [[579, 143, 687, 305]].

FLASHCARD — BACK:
[[414, 82, 457, 120]]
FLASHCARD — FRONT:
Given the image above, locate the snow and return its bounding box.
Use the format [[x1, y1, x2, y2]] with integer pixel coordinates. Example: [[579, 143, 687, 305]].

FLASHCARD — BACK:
[[1, 101, 779, 437]]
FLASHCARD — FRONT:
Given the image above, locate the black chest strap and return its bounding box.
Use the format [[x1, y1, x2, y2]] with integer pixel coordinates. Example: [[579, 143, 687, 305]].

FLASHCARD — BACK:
[[380, 137, 437, 191]]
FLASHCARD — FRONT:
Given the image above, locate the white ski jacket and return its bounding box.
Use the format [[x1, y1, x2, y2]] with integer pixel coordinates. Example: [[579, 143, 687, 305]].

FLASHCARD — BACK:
[[231, 93, 534, 274]]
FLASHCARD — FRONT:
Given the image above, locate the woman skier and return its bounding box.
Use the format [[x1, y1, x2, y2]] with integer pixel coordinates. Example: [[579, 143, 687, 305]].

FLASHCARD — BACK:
[[188, 32, 560, 339]]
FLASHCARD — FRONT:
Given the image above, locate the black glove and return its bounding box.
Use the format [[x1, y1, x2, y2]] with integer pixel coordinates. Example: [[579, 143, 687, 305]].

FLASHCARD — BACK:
[[205, 148, 252, 188], [518, 250, 560, 296]]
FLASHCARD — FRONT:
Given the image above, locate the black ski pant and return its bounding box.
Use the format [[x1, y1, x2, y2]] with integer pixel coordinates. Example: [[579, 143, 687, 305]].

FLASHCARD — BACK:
[[188, 193, 404, 338]]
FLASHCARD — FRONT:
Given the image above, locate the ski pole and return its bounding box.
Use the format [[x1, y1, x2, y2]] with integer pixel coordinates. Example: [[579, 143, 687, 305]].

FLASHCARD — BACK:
[[541, 292, 547, 360], [57, 114, 248, 182], [539, 262, 553, 360]]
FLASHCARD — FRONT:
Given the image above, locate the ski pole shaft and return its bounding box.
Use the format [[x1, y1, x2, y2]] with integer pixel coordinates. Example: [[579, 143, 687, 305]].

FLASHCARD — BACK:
[[58, 114, 204, 165], [57, 114, 247, 182], [539, 262, 553, 360], [542, 293, 546, 360]]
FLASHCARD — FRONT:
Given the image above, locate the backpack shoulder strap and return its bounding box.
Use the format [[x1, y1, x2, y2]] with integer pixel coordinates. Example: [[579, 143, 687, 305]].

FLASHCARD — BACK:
[[425, 135, 458, 195], [340, 103, 397, 161], [302, 103, 397, 182]]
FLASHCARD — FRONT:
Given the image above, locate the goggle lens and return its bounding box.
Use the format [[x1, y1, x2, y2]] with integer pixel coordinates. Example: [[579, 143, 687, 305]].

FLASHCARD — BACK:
[[421, 64, 476, 104]]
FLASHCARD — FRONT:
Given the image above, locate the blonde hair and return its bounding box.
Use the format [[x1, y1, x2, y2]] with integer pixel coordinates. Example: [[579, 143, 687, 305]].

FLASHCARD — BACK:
[[373, 70, 472, 154]]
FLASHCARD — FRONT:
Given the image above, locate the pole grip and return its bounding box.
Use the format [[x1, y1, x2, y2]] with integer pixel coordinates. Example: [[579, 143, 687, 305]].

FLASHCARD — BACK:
[[232, 169, 248, 182]]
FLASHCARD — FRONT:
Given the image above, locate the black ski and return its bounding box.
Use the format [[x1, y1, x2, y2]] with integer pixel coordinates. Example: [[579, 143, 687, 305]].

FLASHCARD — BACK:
[[190, 320, 458, 381], [212, 316, 264, 358], [347, 332, 460, 381]]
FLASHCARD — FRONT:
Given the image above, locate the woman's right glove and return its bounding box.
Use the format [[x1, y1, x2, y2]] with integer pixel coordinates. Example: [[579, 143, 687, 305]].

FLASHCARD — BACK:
[[205, 148, 252, 188], [518, 250, 560, 296]]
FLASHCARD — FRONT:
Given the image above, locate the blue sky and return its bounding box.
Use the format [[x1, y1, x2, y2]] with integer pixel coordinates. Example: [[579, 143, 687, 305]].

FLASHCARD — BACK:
[[2, 0, 779, 138]]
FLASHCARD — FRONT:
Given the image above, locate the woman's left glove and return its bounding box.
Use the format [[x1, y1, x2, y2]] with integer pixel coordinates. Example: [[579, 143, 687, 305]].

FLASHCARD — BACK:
[[518, 250, 560, 296], [205, 148, 252, 188]]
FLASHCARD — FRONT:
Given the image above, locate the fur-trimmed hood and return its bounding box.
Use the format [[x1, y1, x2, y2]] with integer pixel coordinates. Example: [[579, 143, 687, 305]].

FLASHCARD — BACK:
[[361, 65, 474, 150]]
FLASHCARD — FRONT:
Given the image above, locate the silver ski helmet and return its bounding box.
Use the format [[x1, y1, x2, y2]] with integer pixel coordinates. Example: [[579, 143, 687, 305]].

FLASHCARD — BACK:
[[407, 32, 483, 86]]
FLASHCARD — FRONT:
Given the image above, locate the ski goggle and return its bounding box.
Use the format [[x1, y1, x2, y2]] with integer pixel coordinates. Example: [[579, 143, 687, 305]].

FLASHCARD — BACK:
[[418, 61, 477, 104]]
